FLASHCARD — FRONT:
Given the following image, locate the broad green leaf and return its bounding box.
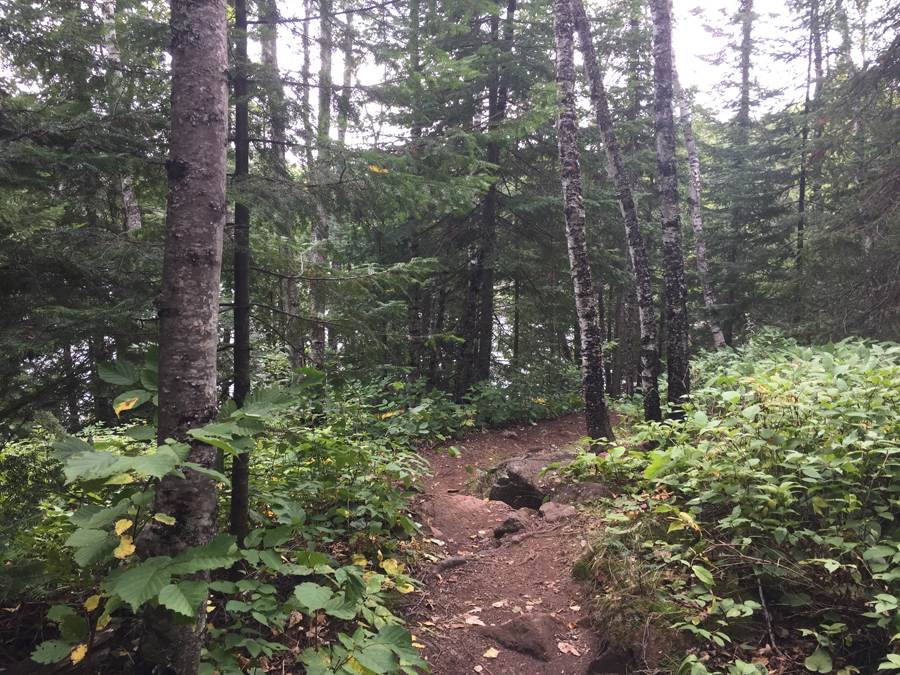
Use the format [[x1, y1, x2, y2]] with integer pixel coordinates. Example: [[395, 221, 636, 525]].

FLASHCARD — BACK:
[[692, 565, 714, 586], [293, 582, 333, 612], [130, 447, 182, 479], [324, 592, 358, 619], [158, 580, 209, 619], [65, 528, 110, 548], [864, 545, 896, 561], [780, 593, 812, 607], [353, 644, 396, 674], [125, 425, 157, 441], [31, 640, 73, 664], [108, 557, 173, 611], [59, 613, 88, 642], [74, 539, 118, 567], [140, 368, 158, 391], [643, 453, 666, 480], [297, 648, 333, 675], [183, 462, 231, 485], [47, 604, 76, 622], [61, 451, 119, 483], [167, 535, 239, 574], [51, 437, 95, 460], [259, 549, 283, 571], [805, 648, 833, 673], [98, 360, 139, 386], [742, 405, 761, 419]]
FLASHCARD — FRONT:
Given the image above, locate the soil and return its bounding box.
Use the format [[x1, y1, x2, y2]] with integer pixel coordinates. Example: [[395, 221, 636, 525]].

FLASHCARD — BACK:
[[405, 412, 603, 675]]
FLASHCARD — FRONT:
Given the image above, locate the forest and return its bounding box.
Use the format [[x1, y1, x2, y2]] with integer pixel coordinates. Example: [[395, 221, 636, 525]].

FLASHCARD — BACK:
[[1, 0, 899, 671]]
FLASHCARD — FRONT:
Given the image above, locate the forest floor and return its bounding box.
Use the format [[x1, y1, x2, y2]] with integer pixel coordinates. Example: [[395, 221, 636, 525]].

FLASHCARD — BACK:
[[403, 412, 608, 675]]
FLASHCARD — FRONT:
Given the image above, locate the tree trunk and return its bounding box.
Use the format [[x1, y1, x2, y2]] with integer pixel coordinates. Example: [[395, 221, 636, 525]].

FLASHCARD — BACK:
[[309, 0, 332, 369], [650, 0, 690, 414], [571, 0, 661, 422], [230, 0, 251, 547], [135, 0, 227, 667], [337, 4, 353, 144], [672, 55, 726, 349], [99, 0, 142, 232], [554, 0, 614, 445], [454, 245, 483, 402]]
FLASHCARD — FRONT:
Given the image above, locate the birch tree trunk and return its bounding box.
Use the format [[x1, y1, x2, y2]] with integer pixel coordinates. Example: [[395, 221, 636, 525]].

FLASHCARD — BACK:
[[672, 57, 727, 349], [649, 0, 690, 414], [310, 0, 333, 369], [554, 0, 614, 444], [571, 0, 661, 422], [135, 0, 227, 667], [99, 0, 141, 232]]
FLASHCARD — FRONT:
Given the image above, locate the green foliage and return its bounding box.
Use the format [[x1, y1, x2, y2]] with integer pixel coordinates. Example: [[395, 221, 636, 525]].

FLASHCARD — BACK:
[[567, 332, 900, 671]]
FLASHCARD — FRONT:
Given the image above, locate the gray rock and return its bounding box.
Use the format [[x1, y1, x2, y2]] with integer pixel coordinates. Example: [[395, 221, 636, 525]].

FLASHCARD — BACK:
[[539, 501, 578, 522], [551, 481, 612, 505], [432, 555, 470, 574], [477, 613, 562, 661], [488, 450, 576, 510], [493, 513, 526, 538]]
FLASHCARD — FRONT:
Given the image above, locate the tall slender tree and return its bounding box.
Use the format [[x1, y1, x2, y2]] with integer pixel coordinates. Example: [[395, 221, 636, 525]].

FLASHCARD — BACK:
[[571, 0, 661, 422], [672, 55, 726, 349], [554, 0, 614, 444], [134, 0, 228, 668], [649, 0, 690, 413]]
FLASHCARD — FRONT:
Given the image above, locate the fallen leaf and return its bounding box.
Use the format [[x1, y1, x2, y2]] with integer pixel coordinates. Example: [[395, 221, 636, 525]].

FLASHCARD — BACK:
[[70, 644, 88, 664], [478, 530, 487, 535], [465, 615, 486, 626], [483, 648, 500, 658], [567, 621, 578, 629], [512, 606, 522, 613], [569, 605, 581, 612], [491, 600, 506, 608], [474, 667, 484, 673], [558, 642, 581, 656], [507, 560, 514, 565]]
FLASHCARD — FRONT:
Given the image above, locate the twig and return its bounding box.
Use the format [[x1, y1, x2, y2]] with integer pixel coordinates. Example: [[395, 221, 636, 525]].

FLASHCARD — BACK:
[[757, 575, 781, 654]]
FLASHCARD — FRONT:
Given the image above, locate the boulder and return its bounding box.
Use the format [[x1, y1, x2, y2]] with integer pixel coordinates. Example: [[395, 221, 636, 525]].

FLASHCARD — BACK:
[[539, 502, 578, 522], [487, 450, 576, 510], [493, 513, 526, 539], [551, 481, 612, 505]]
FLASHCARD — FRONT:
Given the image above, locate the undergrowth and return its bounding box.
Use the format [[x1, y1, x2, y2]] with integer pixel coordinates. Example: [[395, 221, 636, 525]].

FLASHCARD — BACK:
[[0, 350, 580, 674], [566, 330, 900, 675]]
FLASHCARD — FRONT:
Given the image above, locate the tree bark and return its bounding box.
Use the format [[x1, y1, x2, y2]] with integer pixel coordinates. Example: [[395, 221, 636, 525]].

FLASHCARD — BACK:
[[571, 0, 661, 422], [650, 0, 690, 414], [554, 0, 614, 445], [672, 55, 726, 349], [135, 0, 227, 668], [230, 0, 251, 547], [309, 0, 333, 369], [99, 0, 142, 232]]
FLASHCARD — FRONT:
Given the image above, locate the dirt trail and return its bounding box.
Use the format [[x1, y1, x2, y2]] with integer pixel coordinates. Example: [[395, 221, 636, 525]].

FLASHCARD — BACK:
[[406, 413, 604, 675]]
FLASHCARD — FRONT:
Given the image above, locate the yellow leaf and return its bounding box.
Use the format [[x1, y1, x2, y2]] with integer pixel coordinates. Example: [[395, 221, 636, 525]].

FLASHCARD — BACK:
[[396, 582, 415, 594], [368, 164, 389, 174], [84, 595, 101, 612], [70, 644, 88, 664], [114, 535, 136, 559], [115, 519, 133, 535], [412, 642, 426, 649], [105, 474, 134, 485], [380, 558, 404, 575], [483, 647, 499, 658], [346, 656, 365, 673], [153, 513, 176, 525], [678, 512, 700, 532], [96, 614, 111, 630], [114, 397, 140, 418], [350, 554, 368, 568]]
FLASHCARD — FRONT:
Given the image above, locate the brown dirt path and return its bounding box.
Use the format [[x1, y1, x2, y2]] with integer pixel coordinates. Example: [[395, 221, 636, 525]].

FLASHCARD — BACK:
[[405, 412, 605, 675]]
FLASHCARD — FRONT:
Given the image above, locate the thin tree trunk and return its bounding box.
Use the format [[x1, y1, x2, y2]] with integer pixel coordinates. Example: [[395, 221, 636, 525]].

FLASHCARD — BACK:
[[512, 276, 520, 369], [650, 0, 690, 414], [554, 0, 614, 445], [310, 0, 333, 369], [571, 0, 661, 421], [135, 0, 227, 667], [672, 56, 726, 348], [454, 245, 483, 402], [230, 0, 251, 546], [337, 5, 353, 144], [99, 0, 141, 232]]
